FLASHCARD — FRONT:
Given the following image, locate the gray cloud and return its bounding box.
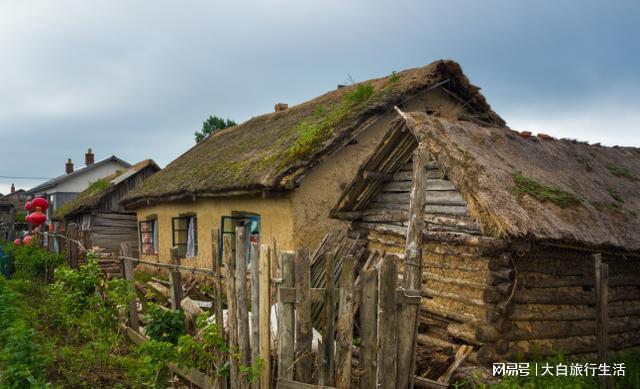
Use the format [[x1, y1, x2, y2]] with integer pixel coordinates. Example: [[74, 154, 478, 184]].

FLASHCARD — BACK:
[[1, 0, 639, 194]]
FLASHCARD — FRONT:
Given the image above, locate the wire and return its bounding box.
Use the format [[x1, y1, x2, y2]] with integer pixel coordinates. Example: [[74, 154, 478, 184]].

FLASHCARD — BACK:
[[0, 175, 52, 180]]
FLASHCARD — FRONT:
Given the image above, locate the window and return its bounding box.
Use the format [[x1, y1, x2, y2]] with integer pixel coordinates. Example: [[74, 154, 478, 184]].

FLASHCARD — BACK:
[[173, 215, 197, 258], [219, 213, 260, 265], [139, 219, 158, 255]]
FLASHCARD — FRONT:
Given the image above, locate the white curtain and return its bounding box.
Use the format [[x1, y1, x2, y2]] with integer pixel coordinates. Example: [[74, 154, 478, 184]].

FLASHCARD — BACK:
[[186, 217, 195, 258]]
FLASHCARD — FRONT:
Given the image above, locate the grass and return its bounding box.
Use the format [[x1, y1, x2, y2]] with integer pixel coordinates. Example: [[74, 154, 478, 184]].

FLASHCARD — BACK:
[[607, 164, 637, 180], [285, 82, 376, 163], [513, 172, 581, 208]]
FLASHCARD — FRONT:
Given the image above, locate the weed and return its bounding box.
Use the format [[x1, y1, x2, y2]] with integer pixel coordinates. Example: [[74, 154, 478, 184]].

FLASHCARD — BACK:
[[512, 172, 581, 208], [607, 164, 637, 180], [144, 304, 186, 344], [389, 70, 400, 83]]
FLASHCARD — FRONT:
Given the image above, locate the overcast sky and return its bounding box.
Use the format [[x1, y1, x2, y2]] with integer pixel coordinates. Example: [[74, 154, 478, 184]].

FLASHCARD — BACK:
[[1, 0, 638, 194]]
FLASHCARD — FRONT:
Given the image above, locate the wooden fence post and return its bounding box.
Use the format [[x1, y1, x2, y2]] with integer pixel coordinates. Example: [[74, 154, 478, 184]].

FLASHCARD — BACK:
[[323, 253, 336, 386], [259, 244, 271, 389], [377, 255, 399, 388], [121, 242, 139, 332], [224, 236, 240, 389], [397, 145, 429, 388], [277, 251, 295, 381], [594, 253, 613, 389], [169, 247, 183, 311], [294, 249, 312, 383], [250, 240, 261, 389], [336, 255, 355, 389], [211, 229, 228, 389], [359, 268, 378, 389], [235, 226, 251, 386]]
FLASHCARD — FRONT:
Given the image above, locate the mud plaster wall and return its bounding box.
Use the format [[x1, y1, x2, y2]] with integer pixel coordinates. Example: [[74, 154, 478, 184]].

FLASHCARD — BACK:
[[134, 195, 294, 269]]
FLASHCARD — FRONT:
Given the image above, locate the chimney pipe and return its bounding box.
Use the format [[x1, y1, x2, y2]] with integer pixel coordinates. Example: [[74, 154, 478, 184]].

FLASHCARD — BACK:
[[65, 159, 74, 174], [85, 148, 94, 165], [10, 184, 15, 193]]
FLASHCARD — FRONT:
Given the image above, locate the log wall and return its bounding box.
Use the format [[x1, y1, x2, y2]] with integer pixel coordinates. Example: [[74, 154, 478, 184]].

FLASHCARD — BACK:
[[348, 155, 640, 364]]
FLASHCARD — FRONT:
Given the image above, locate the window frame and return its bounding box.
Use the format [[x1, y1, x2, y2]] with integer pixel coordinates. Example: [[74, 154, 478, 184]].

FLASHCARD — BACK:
[[139, 219, 158, 255], [172, 215, 197, 258], [219, 213, 260, 265]]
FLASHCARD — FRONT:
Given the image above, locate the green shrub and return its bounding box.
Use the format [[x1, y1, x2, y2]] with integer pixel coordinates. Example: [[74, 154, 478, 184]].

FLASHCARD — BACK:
[[4, 244, 63, 281], [144, 304, 186, 344]]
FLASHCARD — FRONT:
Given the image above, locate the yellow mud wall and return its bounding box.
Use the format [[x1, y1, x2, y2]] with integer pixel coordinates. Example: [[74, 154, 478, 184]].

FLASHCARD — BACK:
[[135, 195, 294, 269]]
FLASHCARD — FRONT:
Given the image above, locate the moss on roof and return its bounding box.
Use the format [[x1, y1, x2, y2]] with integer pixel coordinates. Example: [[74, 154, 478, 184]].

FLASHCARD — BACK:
[[122, 60, 503, 207]]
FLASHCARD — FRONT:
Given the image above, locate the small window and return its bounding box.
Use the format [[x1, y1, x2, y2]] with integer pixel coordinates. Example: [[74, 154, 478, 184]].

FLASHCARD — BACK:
[[173, 215, 197, 258], [219, 213, 260, 265], [139, 220, 158, 255]]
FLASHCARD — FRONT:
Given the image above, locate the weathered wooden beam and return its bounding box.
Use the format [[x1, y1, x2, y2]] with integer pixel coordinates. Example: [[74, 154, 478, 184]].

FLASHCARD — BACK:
[[335, 256, 355, 389], [210, 229, 227, 389], [594, 253, 614, 389], [236, 227, 252, 383], [277, 251, 295, 381], [363, 170, 395, 181], [294, 249, 313, 383], [359, 268, 378, 389], [250, 241, 261, 389], [377, 256, 398, 388], [223, 235, 240, 388], [259, 244, 271, 389]]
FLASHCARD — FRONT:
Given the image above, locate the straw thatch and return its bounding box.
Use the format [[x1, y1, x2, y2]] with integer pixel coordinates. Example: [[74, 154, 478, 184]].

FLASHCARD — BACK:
[[338, 112, 640, 251], [122, 60, 503, 207], [54, 159, 159, 220]]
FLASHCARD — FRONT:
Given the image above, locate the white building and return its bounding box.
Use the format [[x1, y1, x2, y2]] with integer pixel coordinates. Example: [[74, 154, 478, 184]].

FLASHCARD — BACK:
[[29, 149, 131, 222]]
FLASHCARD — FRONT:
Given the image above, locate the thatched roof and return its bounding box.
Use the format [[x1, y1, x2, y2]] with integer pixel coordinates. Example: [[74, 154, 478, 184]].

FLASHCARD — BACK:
[[53, 160, 159, 220], [337, 112, 640, 251], [122, 60, 503, 207]]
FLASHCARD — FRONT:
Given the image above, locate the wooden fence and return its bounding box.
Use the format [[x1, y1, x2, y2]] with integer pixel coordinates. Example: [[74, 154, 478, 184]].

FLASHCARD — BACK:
[[117, 225, 433, 389]]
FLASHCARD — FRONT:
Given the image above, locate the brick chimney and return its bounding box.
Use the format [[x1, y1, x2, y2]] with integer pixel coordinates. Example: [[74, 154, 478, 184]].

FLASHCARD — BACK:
[[65, 158, 74, 174], [10, 184, 15, 193], [85, 148, 94, 165]]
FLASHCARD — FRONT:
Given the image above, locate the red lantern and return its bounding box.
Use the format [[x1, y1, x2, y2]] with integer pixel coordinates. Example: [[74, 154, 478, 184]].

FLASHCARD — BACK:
[[23, 235, 33, 245], [30, 211, 46, 226], [25, 213, 32, 224], [13, 238, 21, 245], [32, 197, 49, 213], [25, 200, 33, 212]]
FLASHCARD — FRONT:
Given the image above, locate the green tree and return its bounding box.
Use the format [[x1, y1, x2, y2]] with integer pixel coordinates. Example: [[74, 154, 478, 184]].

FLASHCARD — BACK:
[[194, 115, 237, 143]]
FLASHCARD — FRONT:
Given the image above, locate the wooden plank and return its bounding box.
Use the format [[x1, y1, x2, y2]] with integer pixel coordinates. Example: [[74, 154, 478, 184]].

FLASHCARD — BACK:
[[276, 379, 336, 389], [121, 243, 139, 332], [250, 241, 261, 389], [335, 255, 354, 389], [236, 226, 252, 386], [384, 179, 456, 192], [279, 287, 328, 304], [377, 255, 398, 388], [359, 268, 378, 389], [224, 235, 240, 389], [169, 247, 183, 311], [594, 253, 614, 389], [397, 145, 429, 389], [278, 251, 295, 381], [294, 249, 313, 383], [437, 344, 473, 384], [210, 229, 227, 389], [363, 170, 394, 181], [323, 253, 336, 386], [259, 245, 271, 389]]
